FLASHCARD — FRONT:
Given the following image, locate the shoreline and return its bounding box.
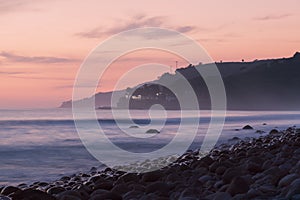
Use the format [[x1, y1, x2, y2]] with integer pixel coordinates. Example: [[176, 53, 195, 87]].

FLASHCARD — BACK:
[[0, 127, 300, 199]]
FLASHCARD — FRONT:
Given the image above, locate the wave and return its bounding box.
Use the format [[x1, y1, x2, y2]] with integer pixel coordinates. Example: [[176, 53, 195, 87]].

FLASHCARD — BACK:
[[1, 112, 300, 126], [0, 118, 183, 126]]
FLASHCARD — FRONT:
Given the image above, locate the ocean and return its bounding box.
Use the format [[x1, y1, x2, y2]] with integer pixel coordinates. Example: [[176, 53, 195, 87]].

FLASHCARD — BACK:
[[0, 108, 300, 186]]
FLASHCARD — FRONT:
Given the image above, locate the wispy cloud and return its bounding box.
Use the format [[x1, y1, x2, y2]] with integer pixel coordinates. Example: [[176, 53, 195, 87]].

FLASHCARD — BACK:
[[0, 51, 79, 64], [2, 74, 74, 80], [0, 0, 27, 14], [0, 70, 27, 75], [254, 14, 292, 21], [75, 15, 197, 39], [0, 0, 45, 14]]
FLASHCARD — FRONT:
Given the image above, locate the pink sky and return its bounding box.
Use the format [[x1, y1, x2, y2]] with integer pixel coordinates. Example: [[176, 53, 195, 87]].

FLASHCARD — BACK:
[[0, 0, 299, 109]]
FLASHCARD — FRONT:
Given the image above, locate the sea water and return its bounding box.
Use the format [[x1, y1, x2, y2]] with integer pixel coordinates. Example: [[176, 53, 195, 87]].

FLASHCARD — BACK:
[[0, 108, 300, 186]]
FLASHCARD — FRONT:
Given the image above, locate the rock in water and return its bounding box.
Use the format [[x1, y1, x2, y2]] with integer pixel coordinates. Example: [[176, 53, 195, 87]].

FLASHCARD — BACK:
[[269, 129, 279, 134], [129, 125, 139, 128], [242, 125, 253, 130], [256, 130, 265, 134], [146, 129, 160, 133]]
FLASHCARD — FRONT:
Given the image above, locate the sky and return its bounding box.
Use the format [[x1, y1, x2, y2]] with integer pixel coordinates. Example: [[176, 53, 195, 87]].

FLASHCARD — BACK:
[[0, 0, 299, 109]]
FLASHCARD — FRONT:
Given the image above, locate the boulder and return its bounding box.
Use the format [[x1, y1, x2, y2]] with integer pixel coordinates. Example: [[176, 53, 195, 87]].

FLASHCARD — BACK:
[[146, 129, 160, 133], [142, 170, 163, 182], [223, 168, 245, 184], [286, 178, 300, 198], [1, 186, 21, 196], [269, 129, 279, 134], [213, 192, 232, 200], [145, 181, 170, 196], [47, 186, 66, 195], [226, 176, 249, 196], [242, 125, 253, 130], [279, 174, 299, 188], [11, 189, 56, 200], [0, 195, 11, 200]]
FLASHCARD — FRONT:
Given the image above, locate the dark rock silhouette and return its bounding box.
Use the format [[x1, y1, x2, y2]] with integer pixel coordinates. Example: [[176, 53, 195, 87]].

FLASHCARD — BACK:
[[146, 129, 160, 134], [242, 125, 254, 130], [269, 129, 279, 134]]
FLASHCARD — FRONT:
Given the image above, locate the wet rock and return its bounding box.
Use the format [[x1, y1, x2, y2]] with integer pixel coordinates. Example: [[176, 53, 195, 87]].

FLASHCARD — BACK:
[[123, 190, 143, 200], [242, 125, 253, 130], [47, 186, 66, 195], [255, 130, 265, 134], [89, 167, 97, 173], [179, 187, 200, 199], [11, 189, 56, 200], [146, 129, 160, 133], [246, 188, 263, 198], [223, 168, 245, 184], [145, 181, 170, 196], [246, 162, 262, 173], [142, 170, 163, 182], [279, 174, 299, 188], [198, 175, 213, 184], [94, 180, 113, 190], [286, 178, 300, 198], [60, 176, 71, 182], [139, 193, 160, 200], [0, 195, 11, 200], [269, 129, 279, 134], [111, 183, 130, 195], [200, 155, 214, 166], [226, 176, 249, 196], [215, 166, 227, 175], [117, 173, 139, 183], [129, 125, 139, 128], [90, 191, 122, 200], [1, 186, 21, 196], [212, 192, 232, 200]]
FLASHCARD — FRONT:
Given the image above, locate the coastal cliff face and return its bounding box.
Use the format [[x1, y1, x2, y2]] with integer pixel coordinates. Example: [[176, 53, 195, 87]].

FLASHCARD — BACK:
[[60, 52, 300, 110]]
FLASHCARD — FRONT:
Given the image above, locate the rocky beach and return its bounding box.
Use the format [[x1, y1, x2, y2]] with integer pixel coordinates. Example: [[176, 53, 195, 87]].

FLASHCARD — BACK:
[[1, 126, 300, 200]]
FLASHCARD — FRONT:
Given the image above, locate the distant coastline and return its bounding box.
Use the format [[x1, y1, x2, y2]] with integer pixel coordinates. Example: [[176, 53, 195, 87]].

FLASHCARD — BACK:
[[61, 52, 300, 111]]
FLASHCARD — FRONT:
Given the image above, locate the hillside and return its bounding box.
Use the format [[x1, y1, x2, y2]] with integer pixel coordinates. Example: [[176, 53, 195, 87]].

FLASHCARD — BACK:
[[60, 52, 300, 110]]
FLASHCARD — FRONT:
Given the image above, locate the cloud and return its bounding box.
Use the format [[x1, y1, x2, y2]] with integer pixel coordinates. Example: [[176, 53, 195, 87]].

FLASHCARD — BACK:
[[175, 26, 197, 33], [0, 0, 45, 14], [2, 74, 74, 80], [254, 14, 292, 21], [0, 0, 26, 14], [75, 15, 197, 39], [0, 51, 79, 64], [0, 70, 27, 75]]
